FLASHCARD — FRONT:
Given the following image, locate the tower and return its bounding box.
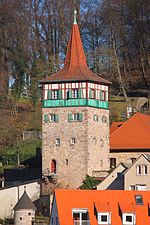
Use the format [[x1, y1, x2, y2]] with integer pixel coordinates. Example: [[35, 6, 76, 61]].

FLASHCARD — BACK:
[[13, 189, 36, 225], [41, 11, 111, 188]]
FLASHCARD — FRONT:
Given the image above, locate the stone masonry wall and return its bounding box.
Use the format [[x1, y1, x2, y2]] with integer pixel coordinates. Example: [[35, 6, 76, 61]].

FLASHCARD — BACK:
[[42, 106, 110, 188], [87, 108, 110, 175], [109, 152, 149, 165]]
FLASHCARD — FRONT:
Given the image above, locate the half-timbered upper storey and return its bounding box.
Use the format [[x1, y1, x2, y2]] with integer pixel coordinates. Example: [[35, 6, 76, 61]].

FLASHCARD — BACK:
[[40, 11, 110, 109]]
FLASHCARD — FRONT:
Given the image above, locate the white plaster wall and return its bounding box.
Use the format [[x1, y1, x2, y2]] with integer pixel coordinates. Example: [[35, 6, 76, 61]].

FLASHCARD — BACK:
[[0, 180, 40, 219], [14, 209, 35, 225]]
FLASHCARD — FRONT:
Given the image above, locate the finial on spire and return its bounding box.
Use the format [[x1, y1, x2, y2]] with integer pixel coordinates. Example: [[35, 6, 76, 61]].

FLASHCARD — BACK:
[[74, 9, 77, 24]]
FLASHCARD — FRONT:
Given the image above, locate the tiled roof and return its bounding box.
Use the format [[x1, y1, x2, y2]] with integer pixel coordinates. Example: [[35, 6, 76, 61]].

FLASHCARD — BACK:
[[110, 112, 150, 150], [41, 24, 110, 84], [54, 189, 150, 225], [13, 191, 37, 211], [110, 121, 125, 134]]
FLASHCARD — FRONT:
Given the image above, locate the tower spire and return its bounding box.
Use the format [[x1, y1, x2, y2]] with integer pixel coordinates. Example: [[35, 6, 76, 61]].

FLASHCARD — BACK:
[[74, 9, 77, 24]]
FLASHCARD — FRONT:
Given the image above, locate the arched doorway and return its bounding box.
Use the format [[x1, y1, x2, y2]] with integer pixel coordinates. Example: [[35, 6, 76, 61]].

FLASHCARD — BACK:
[[51, 159, 56, 173]]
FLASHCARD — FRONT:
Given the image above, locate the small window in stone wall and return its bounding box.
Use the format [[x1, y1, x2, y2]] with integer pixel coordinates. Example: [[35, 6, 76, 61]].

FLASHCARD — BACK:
[[71, 138, 76, 145], [110, 158, 116, 169], [55, 138, 60, 146], [43, 114, 59, 123], [50, 114, 59, 122], [20, 218, 22, 220], [93, 115, 99, 121], [102, 116, 107, 123], [28, 212, 31, 216], [68, 113, 83, 122]]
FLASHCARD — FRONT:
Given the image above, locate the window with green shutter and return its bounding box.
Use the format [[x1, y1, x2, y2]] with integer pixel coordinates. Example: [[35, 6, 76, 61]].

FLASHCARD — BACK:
[[78, 89, 82, 98], [47, 90, 52, 99], [78, 113, 83, 121], [102, 116, 107, 123], [93, 115, 99, 121], [55, 114, 59, 122], [69, 90, 72, 98], [58, 90, 62, 99], [44, 114, 49, 123], [68, 113, 73, 122]]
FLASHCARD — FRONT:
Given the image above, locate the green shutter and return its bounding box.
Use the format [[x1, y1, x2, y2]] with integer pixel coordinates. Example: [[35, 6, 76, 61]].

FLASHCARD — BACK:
[[55, 114, 59, 122], [44, 114, 49, 123], [78, 113, 83, 121], [100, 91, 102, 100], [78, 89, 82, 98], [89, 89, 92, 98], [69, 90, 72, 98], [47, 90, 52, 99], [68, 113, 73, 122], [58, 90, 62, 99]]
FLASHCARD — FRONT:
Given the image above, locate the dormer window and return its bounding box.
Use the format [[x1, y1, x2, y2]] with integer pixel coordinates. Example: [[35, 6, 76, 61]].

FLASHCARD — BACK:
[[72, 209, 89, 225], [122, 213, 136, 225], [98, 212, 111, 224]]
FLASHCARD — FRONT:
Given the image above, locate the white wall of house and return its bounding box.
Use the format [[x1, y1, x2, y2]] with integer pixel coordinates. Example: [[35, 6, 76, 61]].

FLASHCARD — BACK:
[[124, 155, 150, 190], [0, 180, 40, 219]]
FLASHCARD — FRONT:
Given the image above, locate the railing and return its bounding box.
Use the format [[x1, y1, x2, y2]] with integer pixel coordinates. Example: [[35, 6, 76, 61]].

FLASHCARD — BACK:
[[74, 220, 90, 225], [43, 99, 108, 109]]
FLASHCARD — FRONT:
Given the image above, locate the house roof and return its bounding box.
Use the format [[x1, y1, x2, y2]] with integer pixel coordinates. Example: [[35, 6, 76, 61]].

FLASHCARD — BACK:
[[13, 191, 37, 211], [110, 112, 150, 150], [54, 189, 150, 225], [41, 22, 110, 84]]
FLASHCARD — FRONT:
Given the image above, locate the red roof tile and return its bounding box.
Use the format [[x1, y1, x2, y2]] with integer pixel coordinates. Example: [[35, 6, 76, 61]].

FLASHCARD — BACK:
[[110, 121, 125, 134], [41, 24, 110, 84], [110, 112, 150, 150], [95, 201, 111, 212], [54, 189, 150, 225], [119, 201, 135, 213]]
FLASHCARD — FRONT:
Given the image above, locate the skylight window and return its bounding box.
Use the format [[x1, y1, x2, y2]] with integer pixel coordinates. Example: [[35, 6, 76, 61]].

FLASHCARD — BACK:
[[135, 195, 143, 205]]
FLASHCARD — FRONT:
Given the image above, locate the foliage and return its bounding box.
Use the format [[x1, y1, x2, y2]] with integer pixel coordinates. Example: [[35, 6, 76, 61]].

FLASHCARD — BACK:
[[0, 218, 14, 225], [0, 139, 41, 166], [80, 175, 100, 190], [0, 0, 149, 149]]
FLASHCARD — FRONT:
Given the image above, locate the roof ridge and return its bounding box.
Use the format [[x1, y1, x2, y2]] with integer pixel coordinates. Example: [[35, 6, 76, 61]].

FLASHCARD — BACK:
[[137, 113, 150, 133]]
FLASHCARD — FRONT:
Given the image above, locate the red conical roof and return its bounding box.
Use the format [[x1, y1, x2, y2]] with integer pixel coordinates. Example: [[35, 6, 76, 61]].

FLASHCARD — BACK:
[[41, 23, 110, 84], [64, 24, 87, 70]]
